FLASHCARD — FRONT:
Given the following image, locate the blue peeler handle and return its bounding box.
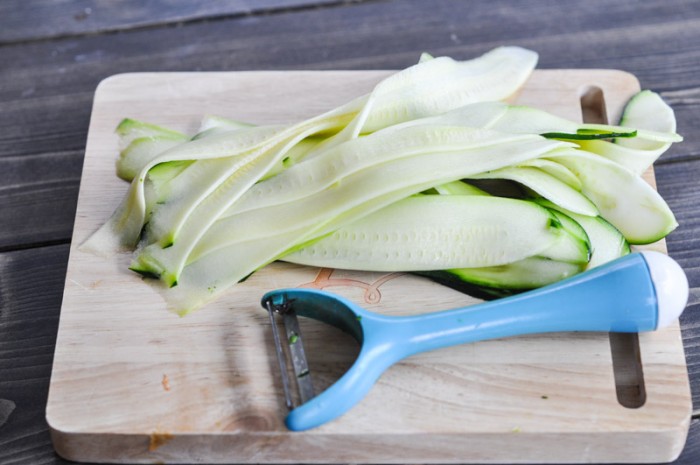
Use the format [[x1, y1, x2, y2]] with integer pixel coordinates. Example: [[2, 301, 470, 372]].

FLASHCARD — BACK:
[[269, 252, 688, 431]]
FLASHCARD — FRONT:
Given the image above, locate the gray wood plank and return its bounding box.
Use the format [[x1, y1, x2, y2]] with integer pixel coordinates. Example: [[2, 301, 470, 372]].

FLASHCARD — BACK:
[[0, 0, 350, 44], [0, 151, 82, 251], [1, 0, 699, 160], [678, 419, 700, 464], [0, 245, 70, 465], [654, 158, 700, 411]]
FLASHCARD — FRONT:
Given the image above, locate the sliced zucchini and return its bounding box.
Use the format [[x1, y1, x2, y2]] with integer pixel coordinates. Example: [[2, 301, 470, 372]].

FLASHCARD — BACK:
[[116, 118, 187, 149], [188, 130, 569, 266], [469, 166, 598, 216], [547, 149, 677, 244], [145, 130, 568, 299], [617, 90, 678, 147], [569, 91, 681, 176], [614, 90, 680, 171], [192, 115, 255, 140], [117, 136, 189, 181], [536, 199, 630, 269], [416, 101, 679, 144], [419, 257, 584, 294], [519, 158, 582, 190], [83, 47, 540, 260], [418, 52, 435, 63], [537, 209, 591, 264], [432, 180, 490, 196], [282, 196, 574, 271], [115, 119, 189, 181]]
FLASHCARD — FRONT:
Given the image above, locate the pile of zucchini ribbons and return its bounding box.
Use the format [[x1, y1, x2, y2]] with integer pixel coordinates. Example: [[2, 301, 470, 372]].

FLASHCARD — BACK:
[[81, 46, 682, 314]]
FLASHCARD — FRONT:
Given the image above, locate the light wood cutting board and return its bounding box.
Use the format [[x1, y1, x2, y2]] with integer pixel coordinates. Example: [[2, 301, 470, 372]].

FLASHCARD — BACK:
[[47, 69, 691, 464]]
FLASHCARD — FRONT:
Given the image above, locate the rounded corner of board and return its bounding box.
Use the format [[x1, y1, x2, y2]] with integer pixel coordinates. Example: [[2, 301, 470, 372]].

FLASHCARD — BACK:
[[597, 68, 642, 92], [94, 72, 153, 95], [45, 406, 75, 439], [609, 69, 641, 89], [46, 415, 84, 463]]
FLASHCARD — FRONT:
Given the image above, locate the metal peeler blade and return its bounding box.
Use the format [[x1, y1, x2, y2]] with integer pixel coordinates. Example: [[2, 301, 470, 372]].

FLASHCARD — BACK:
[[265, 295, 315, 410]]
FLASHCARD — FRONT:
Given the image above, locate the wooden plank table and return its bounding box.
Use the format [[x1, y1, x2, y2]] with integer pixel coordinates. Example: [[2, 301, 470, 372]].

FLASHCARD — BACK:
[[2, 1, 700, 463]]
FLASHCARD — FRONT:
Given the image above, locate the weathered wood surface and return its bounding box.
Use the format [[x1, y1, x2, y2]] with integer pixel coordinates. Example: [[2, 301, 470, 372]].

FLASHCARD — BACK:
[[0, 245, 69, 465], [1, 0, 700, 463], [0, 0, 351, 44]]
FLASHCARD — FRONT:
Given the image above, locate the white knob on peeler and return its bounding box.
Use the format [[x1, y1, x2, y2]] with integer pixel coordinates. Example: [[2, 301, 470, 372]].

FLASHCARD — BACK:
[[641, 251, 689, 329]]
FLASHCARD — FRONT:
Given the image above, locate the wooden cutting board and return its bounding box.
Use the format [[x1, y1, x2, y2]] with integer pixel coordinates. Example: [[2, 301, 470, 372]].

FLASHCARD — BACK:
[[47, 69, 691, 464]]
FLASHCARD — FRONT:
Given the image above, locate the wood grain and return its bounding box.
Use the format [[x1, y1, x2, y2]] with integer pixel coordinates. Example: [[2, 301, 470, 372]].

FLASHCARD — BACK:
[[43, 69, 691, 464], [2, 0, 699, 160], [0, 0, 355, 44], [0, 151, 81, 251], [0, 245, 70, 465], [655, 158, 700, 411]]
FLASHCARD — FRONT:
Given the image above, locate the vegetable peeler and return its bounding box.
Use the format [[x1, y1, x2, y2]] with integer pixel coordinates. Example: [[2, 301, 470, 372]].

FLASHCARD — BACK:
[[261, 251, 688, 432]]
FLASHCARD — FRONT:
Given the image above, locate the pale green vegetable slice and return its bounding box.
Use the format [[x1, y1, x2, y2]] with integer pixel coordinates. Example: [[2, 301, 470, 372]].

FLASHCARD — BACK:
[[562, 92, 680, 176], [418, 52, 435, 63], [414, 210, 589, 298], [432, 180, 489, 196], [360, 47, 538, 133], [116, 118, 186, 149], [469, 166, 599, 216], [547, 149, 677, 244], [162, 231, 303, 314], [84, 47, 541, 258], [224, 125, 525, 217], [260, 136, 324, 181], [536, 199, 629, 269], [410, 101, 681, 143], [84, 94, 361, 257], [118, 137, 189, 182], [80, 125, 287, 256], [146, 161, 192, 200], [282, 195, 573, 271], [192, 115, 255, 140], [518, 158, 582, 190], [117, 116, 255, 183], [574, 140, 656, 176], [187, 131, 571, 265], [617, 90, 677, 148], [420, 258, 584, 296], [137, 131, 570, 294], [572, 215, 630, 268], [134, 128, 326, 281], [582, 90, 678, 174], [304, 46, 538, 156], [144, 122, 330, 247], [115, 119, 189, 181], [537, 209, 590, 264]]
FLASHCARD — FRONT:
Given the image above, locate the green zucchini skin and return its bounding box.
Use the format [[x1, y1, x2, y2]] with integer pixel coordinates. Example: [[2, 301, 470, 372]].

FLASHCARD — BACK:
[[416, 257, 584, 300], [534, 199, 630, 269], [542, 130, 637, 140]]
